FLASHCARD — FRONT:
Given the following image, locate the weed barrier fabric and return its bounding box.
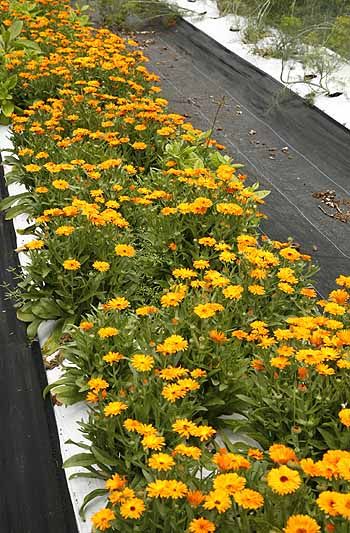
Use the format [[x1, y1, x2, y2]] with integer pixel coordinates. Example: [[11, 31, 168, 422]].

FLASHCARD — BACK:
[[141, 19, 350, 296], [0, 156, 77, 532]]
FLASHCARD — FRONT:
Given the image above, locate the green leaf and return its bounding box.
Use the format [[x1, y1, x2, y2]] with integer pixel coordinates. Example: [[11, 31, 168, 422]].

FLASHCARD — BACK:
[[27, 318, 41, 339], [8, 20, 23, 40], [4, 203, 28, 219], [91, 446, 118, 466], [63, 452, 96, 469], [16, 309, 35, 322], [0, 192, 29, 210], [1, 100, 14, 117], [79, 488, 107, 521], [31, 298, 63, 319]]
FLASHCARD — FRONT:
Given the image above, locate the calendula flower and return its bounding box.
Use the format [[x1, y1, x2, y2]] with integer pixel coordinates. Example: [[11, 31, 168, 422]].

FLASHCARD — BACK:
[[193, 259, 210, 269], [130, 354, 154, 372], [267, 465, 301, 495], [316, 491, 340, 517], [25, 239, 44, 250], [55, 225, 75, 236], [283, 515, 320, 533], [214, 473, 246, 495], [141, 434, 165, 450], [132, 141, 147, 150], [63, 259, 80, 270], [102, 351, 124, 364], [102, 297, 129, 311], [148, 453, 175, 471], [91, 508, 115, 531], [156, 335, 188, 355], [173, 444, 201, 460], [248, 448, 264, 460], [172, 418, 197, 438], [88, 377, 109, 391], [234, 489, 264, 509], [104, 401, 127, 417], [97, 327, 119, 339], [36, 186, 48, 193], [52, 179, 70, 191], [191, 425, 216, 442], [115, 244, 136, 257], [223, 285, 244, 300], [106, 473, 127, 492], [186, 491, 205, 507], [136, 305, 158, 316], [93, 260, 110, 272], [120, 498, 145, 519], [269, 444, 298, 465], [162, 383, 187, 403], [204, 489, 231, 513], [333, 493, 350, 519], [79, 321, 93, 331], [194, 303, 224, 319], [189, 517, 216, 533], [339, 408, 350, 427]]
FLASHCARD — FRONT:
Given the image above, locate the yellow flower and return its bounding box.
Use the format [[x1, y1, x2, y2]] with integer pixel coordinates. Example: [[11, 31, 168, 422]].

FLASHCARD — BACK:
[[132, 141, 147, 150], [120, 498, 145, 519], [146, 479, 188, 499], [25, 239, 44, 250], [156, 335, 188, 355], [193, 259, 210, 269], [93, 260, 110, 272], [268, 444, 298, 465], [223, 285, 244, 300], [173, 444, 202, 460], [148, 453, 175, 471], [172, 267, 197, 279], [88, 377, 109, 391], [55, 225, 75, 236], [79, 321, 93, 331], [203, 489, 231, 513], [248, 284, 265, 295], [141, 434, 165, 450], [333, 493, 350, 519], [283, 515, 320, 533], [115, 244, 136, 257], [217, 202, 243, 216], [52, 179, 70, 190], [233, 489, 264, 509], [97, 327, 119, 338], [91, 508, 115, 531], [104, 401, 127, 417], [172, 418, 197, 438], [267, 465, 301, 495], [130, 354, 154, 372], [339, 408, 350, 427], [189, 518, 216, 533], [191, 424, 216, 442], [213, 473, 246, 495], [63, 259, 80, 270], [194, 303, 224, 318], [102, 297, 129, 311], [35, 186, 48, 193], [136, 305, 158, 316], [316, 491, 340, 517]]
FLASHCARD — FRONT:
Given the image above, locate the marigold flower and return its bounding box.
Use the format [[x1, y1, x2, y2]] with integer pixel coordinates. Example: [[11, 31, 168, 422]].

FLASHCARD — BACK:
[[115, 244, 135, 257], [141, 434, 165, 450], [333, 493, 350, 519], [148, 453, 175, 471], [172, 418, 197, 438], [194, 303, 224, 319], [135, 305, 158, 316], [338, 408, 350, 427], [130, 354, 154, 372], [55, 225, 75, 236], [132, 141, 147, 150], [267, 465, 301, 495], [52, 179, 69, 190], [97, 327, 119, 338], [248, 448, 264, 460], [25, 239, 44, 250], [105, 473, 127, 492], [316, 491, 340, 517], [214, 473, 246, 494], [92, 260, 110, 272], [189, 517, 216, 533], [63, 258, 80, 270], [173, 444, 201, 460], [146, 479, 188, 499], [102, 297, 129, 311], [234, 488, 264, 509], [268, 444, 298, 465], [104, 401, 127, 417], [79, 321, 93, 331], [156, 335, 188, 355], [283, 514, 320, 533], [186, 490, 205, 507], [223, 285, 244, 300], [120, 497, 145, 519], [204, 489, 231, 513], [91, 508, 115, 531]]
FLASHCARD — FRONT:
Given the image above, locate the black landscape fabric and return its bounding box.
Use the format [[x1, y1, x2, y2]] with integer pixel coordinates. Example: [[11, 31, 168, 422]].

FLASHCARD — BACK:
[[141, 19, 350, 296], [0, 156, 77, 533]]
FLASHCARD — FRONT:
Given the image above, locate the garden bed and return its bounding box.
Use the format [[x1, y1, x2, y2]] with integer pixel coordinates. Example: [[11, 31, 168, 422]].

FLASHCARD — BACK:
[[1, 1, 350, 533]]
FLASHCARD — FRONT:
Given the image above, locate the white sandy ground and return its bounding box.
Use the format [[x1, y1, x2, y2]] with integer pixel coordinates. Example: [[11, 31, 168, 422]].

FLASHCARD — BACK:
[[170, 0, 350, 129], [0, 126, 103, 533]]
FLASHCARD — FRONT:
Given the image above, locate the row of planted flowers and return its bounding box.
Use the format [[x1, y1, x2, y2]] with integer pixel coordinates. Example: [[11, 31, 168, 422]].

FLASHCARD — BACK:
[[1, 0, 349, 532]]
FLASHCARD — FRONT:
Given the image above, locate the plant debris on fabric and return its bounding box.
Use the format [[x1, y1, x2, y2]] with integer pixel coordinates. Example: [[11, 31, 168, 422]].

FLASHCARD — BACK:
[[0, 1, 350, 532]]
